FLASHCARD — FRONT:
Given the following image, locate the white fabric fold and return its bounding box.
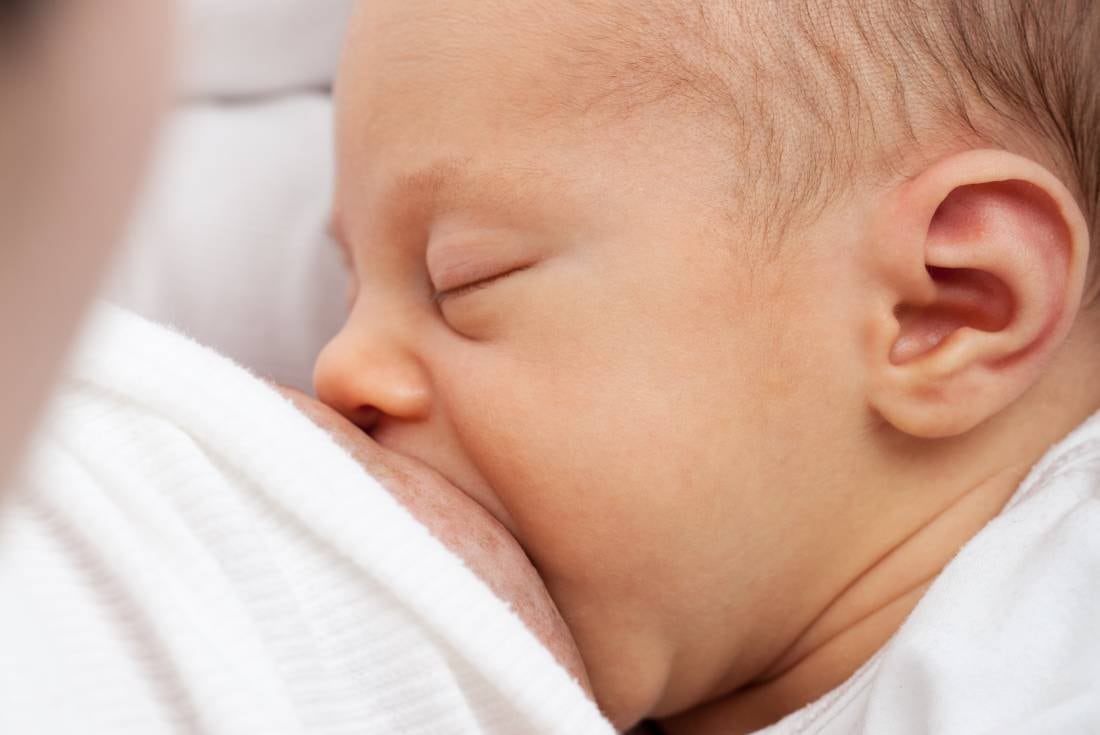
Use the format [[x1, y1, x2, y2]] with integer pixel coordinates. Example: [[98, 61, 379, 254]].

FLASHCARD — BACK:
[[0, 305, 613, 735]]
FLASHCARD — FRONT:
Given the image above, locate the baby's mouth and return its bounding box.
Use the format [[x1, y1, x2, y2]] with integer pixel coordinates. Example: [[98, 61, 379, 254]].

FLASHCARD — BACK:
[[279, 387, 590, 689], [368, 425, 523, 541]]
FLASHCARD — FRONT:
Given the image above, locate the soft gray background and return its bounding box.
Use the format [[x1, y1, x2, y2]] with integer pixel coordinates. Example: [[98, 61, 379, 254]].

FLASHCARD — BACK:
[[107, 0, 356, 391]]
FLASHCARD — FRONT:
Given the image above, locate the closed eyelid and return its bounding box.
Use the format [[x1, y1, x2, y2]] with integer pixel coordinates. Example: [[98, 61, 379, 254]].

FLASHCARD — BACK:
[[429, 252, 509, 292], [425, 227, 530, 287], [432, 263, 534, 304]]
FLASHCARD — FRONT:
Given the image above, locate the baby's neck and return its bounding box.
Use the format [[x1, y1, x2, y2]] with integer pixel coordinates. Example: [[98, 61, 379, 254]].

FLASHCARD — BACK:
[[659, 344, 1100, 734], [658, 461, 1029, 735]]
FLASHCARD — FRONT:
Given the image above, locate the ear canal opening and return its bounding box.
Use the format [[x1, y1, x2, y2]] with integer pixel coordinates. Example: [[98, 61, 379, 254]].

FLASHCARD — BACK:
[[924, 265, 1014, 332], [891, 266, 1014, 364]]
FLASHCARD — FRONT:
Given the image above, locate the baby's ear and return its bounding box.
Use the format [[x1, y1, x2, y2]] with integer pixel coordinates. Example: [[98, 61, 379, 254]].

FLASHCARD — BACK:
[[864, 149, 1090, 438]]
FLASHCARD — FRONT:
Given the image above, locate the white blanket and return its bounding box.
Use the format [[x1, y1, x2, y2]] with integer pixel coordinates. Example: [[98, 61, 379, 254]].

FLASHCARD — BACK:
[[762, 410, 1100, 733], [0, 305, 613, 735]]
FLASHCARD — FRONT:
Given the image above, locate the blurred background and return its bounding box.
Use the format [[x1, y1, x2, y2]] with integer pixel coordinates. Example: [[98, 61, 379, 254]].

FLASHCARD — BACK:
[[107, 0, 355, 391]]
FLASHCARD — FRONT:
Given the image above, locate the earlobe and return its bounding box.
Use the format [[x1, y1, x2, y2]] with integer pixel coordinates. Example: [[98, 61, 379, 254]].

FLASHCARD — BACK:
[[867, 150, 1090, 439]]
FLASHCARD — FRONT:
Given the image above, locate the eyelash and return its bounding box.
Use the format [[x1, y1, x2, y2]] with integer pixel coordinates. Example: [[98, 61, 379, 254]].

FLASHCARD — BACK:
[[432, 264, 533, 305]]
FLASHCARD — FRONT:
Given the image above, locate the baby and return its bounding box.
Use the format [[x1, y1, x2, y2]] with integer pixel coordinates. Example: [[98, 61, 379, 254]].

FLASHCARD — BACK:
[[317, 1, 1100, 732]]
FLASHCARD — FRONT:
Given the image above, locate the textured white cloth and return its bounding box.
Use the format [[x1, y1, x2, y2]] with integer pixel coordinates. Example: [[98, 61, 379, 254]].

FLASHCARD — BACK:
[[0, 305, 613, 735], [760, 411, 1100, 734]]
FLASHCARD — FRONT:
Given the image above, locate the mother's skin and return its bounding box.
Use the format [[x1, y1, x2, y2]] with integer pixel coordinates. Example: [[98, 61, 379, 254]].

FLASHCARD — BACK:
[[282, 388, 592, 693]]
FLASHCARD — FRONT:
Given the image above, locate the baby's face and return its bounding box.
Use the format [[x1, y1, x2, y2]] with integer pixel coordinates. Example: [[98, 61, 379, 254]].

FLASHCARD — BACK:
[[321, 0, 864, 724]]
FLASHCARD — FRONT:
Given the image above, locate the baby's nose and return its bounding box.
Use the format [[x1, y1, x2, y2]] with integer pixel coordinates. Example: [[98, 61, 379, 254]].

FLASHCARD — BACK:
[[313, 326, 432, 432]]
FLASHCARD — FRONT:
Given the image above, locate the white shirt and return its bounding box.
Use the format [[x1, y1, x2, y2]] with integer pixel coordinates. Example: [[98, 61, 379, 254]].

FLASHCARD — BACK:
[[0, 306, 613, 735], [761, 410, 1100, 734]]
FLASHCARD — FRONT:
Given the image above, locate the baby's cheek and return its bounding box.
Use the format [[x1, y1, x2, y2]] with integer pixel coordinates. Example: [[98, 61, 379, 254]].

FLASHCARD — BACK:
[[445, 354, 679, 578]]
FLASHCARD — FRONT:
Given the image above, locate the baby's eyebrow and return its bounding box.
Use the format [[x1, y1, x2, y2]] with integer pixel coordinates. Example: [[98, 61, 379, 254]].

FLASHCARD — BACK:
[[383, 158, 553, 220], [333, 160, 565, 258]]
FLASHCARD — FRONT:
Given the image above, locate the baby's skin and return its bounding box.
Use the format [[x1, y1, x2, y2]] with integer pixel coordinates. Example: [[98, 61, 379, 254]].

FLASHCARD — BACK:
[[317, 0, 1100, 731]]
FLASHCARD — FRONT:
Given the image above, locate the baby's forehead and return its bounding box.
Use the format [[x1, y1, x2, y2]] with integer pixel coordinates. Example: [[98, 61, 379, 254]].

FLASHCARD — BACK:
[[343, 0, 716, 127], [343, 1, 1026, 240], [337, 2, 728, 193]]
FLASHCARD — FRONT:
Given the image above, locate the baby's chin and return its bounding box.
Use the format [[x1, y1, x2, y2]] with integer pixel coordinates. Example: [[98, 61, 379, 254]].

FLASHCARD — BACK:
[[277, 387, 592, 694]]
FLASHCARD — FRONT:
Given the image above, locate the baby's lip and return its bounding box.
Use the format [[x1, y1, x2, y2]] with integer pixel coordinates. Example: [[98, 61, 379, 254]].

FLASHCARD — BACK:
[[280, 387, 489, 526], [367, 424, 523, 540]]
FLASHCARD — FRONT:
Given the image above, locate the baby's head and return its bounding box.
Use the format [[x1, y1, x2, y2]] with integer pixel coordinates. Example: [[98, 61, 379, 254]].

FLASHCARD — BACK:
[[318, 0, 1099, 727]]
